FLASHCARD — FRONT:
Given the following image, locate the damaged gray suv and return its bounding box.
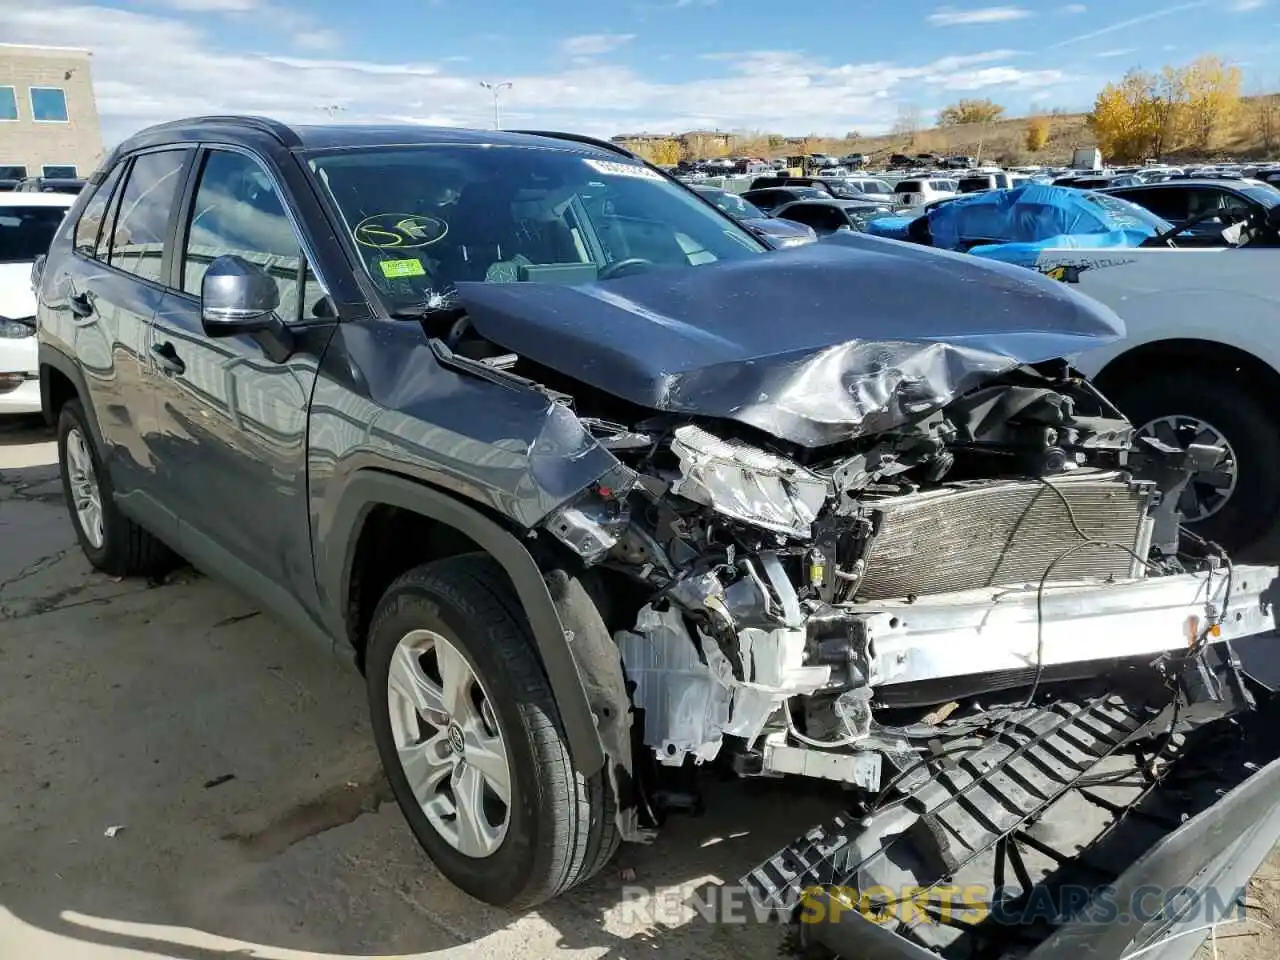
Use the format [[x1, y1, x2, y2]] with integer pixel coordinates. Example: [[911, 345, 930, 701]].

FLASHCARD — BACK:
[[34, 118, 1280, 955]]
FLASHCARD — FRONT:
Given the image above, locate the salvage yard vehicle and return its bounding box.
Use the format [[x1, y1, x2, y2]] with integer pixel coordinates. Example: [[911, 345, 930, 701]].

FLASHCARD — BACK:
[[688, 183, 817, 247], [0, 191, 73, 414], [880, 183, 1280, 559], [32, 118, 1280, 958]]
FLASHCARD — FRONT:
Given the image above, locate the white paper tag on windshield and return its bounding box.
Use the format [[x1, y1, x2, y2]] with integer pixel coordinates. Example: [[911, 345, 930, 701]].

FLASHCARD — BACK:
[[584, 158, 663, 180]]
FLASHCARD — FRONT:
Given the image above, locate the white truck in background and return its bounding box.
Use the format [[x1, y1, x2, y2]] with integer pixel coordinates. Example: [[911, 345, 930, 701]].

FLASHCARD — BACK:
[[1072, 146, 1103, 170]]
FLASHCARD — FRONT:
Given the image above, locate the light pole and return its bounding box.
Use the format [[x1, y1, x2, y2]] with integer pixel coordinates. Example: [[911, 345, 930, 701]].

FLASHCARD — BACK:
[[479, 81, 512, 130]]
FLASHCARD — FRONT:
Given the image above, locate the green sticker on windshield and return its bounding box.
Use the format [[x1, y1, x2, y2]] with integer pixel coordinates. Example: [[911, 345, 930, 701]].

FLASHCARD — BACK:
[[379, 258, 426, 278]]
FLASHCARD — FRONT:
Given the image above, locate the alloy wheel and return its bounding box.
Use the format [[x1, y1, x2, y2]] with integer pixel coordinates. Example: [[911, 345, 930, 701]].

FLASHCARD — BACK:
[[65, 427, 105, 549], [386, 629, 512, 858]]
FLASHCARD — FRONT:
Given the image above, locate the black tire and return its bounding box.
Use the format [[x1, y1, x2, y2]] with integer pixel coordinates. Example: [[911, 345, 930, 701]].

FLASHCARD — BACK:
[[1105, 371, 1280, 558], [366, 553, 618, 909], [56, 400, 173, 577]]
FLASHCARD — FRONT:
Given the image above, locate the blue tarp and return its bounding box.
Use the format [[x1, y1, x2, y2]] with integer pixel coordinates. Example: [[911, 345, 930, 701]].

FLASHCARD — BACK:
[[860, 185, 1166, 269], [927, 184, 1160, 249], [864, 216, 917, 241]]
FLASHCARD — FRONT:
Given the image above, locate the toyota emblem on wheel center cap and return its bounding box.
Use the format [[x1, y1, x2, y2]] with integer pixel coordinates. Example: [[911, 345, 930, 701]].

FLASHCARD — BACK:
[[447, 722, 465, 756]]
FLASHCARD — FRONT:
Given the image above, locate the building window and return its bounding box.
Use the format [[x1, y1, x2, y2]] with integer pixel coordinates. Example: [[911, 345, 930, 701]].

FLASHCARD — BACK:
[[43, 165, 78, 178], [30, 87, 69, 123], [0, 87, 17, 121]]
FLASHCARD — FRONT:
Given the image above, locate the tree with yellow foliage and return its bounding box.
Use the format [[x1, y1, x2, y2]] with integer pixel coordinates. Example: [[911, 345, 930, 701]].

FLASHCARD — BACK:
[[938, 98, 1005, 127], [1182, 55, 1242, 151], [1025, 116, 1050, 152], [1088, 69, 1161, 162], [633, 139, 682, 165]]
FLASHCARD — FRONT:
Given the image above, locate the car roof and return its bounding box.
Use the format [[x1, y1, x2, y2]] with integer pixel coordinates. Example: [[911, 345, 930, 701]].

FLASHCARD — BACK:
[[0, 191, 75, 207], [113, 115, 632, 163], [1100, 178, 1255, 191], [780, 197, 882, 208]]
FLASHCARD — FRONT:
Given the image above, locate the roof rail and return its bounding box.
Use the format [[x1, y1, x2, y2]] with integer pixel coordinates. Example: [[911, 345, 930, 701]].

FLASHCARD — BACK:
[[508, 130, 640, 161], [139, 115, 302, 148]]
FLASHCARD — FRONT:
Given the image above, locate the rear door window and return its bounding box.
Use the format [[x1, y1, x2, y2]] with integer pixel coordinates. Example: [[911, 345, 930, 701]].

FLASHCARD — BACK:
[[74, 163, 126, 258], [107, 149, 191, 284]]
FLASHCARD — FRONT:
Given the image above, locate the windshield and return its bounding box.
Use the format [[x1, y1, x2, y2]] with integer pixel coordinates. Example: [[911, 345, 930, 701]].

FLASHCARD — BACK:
[[0, 205, 67, 264], [699, 189, 766, 220], [1083, 192, 1174, 233], [307, 144, 766, 304]]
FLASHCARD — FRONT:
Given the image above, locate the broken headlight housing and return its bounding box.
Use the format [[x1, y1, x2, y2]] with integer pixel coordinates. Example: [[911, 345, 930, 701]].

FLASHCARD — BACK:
[[669, 424, 828, 538]]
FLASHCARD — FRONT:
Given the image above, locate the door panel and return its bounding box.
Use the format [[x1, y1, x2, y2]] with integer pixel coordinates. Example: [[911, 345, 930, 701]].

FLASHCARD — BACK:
[[149, 147, 328, 614], [52, 149, 190, 530]]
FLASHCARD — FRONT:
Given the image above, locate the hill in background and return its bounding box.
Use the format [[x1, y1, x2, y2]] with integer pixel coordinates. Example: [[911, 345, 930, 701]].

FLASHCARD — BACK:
[[617, 94, 1280, 167]]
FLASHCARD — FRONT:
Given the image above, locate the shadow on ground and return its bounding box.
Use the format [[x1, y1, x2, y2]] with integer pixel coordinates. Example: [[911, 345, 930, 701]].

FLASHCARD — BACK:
[[0, 447, 842, 960]]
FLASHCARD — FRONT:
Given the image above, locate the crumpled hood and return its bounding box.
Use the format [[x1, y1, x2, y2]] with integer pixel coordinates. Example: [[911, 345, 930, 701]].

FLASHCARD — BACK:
[[0, 263, 37, 320], [454, 232, 1126, 448]]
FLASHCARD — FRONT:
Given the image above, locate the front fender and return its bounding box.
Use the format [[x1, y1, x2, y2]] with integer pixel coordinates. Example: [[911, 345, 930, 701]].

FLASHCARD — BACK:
[[319, 469, 605, 775]]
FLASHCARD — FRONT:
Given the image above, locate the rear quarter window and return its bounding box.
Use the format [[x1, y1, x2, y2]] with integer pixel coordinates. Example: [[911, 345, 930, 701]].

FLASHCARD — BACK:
[[74, 163, 126, 258]]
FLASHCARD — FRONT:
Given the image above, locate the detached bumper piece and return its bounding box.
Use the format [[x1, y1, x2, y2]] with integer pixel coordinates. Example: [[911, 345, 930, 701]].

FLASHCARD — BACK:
[[742, 641, 1280, 959]]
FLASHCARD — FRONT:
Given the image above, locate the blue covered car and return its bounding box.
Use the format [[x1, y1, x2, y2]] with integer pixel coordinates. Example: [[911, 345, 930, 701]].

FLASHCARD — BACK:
[[866, 184, 1172, 267]]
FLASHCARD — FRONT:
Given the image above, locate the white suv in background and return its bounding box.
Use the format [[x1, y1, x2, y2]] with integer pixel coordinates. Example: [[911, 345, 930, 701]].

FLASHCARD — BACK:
[[894, 177, 958, 207], [0, 192, 73, 414]]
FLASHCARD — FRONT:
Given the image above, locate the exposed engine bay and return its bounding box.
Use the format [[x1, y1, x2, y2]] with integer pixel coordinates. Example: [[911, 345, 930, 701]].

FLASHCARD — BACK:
[[420, 236, 1280, 957], [501, 352, 1263, 777]]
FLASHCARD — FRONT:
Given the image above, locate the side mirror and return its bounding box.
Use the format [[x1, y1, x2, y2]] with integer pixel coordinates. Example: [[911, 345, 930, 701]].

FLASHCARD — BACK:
[[200, 254, 281, 337]]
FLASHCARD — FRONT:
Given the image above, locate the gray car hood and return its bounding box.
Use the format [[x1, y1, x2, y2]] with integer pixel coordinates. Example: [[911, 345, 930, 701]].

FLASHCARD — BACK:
[[453, 232, 1126, 448]]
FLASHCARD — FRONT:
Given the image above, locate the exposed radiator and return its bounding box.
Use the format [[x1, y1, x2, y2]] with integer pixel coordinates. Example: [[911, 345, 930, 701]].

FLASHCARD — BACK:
[[855, 471, 1155, 600]]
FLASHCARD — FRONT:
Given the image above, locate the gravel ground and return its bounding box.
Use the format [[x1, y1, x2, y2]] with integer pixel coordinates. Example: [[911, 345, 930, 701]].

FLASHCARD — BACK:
[[1, 413, 1276, 960]]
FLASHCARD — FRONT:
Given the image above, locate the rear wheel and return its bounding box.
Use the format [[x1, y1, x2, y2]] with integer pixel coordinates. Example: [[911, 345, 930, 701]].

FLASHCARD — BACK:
[[56, 400, 172, 577], [365, 553, 618, 909], [1106, 371, 1280, 557]]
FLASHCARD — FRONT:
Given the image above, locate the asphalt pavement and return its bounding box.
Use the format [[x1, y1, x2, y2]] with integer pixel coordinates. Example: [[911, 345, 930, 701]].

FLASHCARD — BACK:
[[1, 414, 1276, 960]]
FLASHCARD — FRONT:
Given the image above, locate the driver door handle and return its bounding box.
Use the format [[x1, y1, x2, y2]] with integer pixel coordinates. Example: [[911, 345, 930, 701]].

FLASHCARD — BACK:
[[151, 341, 186, 376]]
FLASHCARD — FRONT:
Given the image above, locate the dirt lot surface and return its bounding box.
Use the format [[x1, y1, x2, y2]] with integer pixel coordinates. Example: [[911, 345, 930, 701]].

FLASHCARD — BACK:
[[1, 413, 1277, 960]]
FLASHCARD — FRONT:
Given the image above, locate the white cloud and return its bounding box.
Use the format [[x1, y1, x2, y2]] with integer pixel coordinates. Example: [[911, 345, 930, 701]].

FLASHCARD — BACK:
[[151, 0, 258, 9], [1230, 0, 1266, 10], [1050, 1, 1207, 47], [559, 33, 636, 57], [1056, 3, 1087, 12], [927, 6, 1030, 25], [1094, 47, 1137, 58], [2, 2, 1077, 145]]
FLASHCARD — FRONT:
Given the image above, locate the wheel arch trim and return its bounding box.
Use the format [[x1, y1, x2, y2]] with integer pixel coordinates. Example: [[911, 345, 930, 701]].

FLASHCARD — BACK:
[[321, 469, 605, 775], [38, 343, 107, 451]]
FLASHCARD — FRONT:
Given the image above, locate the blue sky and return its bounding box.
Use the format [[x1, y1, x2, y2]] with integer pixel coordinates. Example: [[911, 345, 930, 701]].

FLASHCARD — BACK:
[[3, 0, 1277, 145]]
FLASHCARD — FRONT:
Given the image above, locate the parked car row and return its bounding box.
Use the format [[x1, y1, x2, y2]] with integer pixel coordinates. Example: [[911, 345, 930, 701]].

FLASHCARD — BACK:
[[10, 117, 1280, 960]]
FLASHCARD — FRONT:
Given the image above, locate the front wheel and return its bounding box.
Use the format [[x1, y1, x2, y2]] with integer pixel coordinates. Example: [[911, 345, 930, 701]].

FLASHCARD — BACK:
[[365, 554, 618, 909], [1106, 371, 1280, 558]]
